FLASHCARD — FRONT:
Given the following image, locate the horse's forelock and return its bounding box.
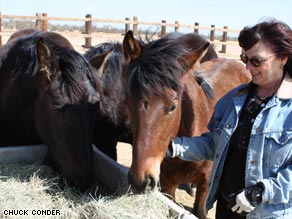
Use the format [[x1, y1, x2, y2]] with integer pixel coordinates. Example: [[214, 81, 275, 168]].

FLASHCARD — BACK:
[[127, 37, 187, 97], [56, 50, 100, 104]]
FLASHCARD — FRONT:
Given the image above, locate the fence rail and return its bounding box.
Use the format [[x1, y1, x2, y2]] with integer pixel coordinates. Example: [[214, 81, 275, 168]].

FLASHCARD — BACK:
[[0, 12, 242, 54]]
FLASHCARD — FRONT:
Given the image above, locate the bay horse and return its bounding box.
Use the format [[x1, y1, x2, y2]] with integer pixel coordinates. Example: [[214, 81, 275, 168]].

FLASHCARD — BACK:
[[84, 31, 218, 161], [124, 32, 251, 218], [0, 30, 101, 191]]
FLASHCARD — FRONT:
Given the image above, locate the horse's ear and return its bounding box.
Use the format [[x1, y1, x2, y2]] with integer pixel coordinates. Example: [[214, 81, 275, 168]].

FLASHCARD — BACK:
[[123, 30, 142, 63], [179, 42, 210, 71], [36, 38, 59, 82], [89, 51, 112, 77]]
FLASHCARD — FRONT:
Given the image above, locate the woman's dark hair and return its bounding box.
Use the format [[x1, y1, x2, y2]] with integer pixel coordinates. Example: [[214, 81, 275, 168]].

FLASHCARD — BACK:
[[238, 18, 292, 76]]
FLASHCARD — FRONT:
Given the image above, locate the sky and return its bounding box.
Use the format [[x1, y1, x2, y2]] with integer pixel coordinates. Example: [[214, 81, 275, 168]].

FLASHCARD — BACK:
[[1, 0, 292, 35]]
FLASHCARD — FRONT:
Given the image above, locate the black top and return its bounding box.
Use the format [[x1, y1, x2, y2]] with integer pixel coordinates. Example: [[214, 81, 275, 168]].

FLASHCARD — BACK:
[[219, 89, 270, 196]]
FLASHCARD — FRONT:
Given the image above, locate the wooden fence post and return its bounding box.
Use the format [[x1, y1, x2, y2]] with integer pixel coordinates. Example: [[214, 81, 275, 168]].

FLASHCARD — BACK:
[[220, 26, 228, 53], [210, 24, 215, 46], [194, 22, 199, 34], [125, 17, 130, 34], [133, 16, 138, 36], [35, 12, 42, 30], [175, 21, 179, 32], [84, 14, 92, 47], [161, 20, 166, 36], [0, 12, 2, 46], [42, 13, 48, 31]]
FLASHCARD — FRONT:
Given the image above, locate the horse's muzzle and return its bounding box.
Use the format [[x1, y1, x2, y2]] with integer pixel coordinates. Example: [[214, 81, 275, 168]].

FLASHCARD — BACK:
[[127, 171, 157, 194]]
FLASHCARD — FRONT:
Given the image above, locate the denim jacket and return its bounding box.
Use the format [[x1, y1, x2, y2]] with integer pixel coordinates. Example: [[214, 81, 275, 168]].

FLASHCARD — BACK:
[[172, 76, 292, 219]]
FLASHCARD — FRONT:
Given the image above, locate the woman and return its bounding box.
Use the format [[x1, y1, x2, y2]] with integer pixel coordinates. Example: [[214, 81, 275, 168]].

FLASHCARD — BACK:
[[168, 18, 292, 218]]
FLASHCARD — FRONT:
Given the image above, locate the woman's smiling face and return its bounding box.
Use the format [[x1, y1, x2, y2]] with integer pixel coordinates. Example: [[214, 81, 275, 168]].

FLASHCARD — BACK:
[[243, 41, 286, 89]]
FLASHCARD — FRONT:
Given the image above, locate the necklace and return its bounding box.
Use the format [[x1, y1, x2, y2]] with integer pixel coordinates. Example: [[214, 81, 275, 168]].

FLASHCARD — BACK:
[[254, 91, 275, 102], [254, 85, 277, 101], [254, 93, 269, 101]]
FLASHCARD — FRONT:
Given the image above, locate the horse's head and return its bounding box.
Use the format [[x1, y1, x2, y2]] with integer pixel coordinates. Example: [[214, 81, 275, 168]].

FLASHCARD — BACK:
[[85, 42, 130, 125], [123, 31, 210, 193], [34, 33, 101, 190]]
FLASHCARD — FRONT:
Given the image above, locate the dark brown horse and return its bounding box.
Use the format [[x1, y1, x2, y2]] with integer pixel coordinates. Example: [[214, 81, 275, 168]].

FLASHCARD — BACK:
[[124, 32, 251, 218], [84, 31, 218, 161], [0, 30, 101, 191], [7, 28, 40, 42], [84, 42, 132, 160]]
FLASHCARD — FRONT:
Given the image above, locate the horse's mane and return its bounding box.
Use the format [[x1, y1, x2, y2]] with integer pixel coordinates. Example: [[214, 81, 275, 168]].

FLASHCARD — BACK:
[[127, 35, 188, 97], [83, 42, 116, 59], [193, 70, 215, 99], [55, 48, 99, 105], [1, 31, 99, 105]]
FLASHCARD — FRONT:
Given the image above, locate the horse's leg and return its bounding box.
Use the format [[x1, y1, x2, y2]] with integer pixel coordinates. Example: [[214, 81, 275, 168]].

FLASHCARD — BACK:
[[179, 183, 196, 197], [159, 158, 180, 201], [160, 158, 211, 219], [191, 179, 209, 219], [161, 185, 177, 201], [191, 161, 212, 219]]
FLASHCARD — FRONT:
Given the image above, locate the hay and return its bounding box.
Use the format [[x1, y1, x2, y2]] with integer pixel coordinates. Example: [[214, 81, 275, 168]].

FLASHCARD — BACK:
[[0, 163, 174, 219]]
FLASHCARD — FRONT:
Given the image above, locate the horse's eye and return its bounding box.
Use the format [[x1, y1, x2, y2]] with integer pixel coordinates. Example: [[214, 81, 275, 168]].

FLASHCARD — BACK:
[[167, 103, 177, 114]]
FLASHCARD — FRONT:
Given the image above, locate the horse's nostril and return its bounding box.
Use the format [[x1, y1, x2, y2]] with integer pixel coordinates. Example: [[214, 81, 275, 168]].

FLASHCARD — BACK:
[[127, 172, 157, 193], [144, 175, 156, 193], [147, 175, 156, 189]]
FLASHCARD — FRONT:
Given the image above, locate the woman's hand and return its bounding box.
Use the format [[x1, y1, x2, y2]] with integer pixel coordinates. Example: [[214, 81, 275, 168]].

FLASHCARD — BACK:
[[231, 182, 264, 214]]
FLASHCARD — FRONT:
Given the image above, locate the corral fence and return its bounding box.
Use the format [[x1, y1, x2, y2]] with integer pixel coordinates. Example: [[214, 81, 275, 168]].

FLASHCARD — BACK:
[[0, 12, 241, 55]]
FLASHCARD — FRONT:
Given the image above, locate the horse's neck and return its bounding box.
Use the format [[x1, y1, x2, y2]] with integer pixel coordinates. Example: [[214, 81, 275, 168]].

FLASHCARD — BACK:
[[178, 76, 213, 137]]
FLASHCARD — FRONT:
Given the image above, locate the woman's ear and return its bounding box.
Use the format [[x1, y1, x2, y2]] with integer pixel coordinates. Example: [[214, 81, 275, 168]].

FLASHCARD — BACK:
[[281, 56, 288, 69]]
